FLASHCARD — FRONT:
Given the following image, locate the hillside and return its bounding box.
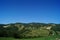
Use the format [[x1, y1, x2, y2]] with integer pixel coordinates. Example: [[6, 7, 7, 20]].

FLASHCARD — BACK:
[[0, 22, 60, 38]]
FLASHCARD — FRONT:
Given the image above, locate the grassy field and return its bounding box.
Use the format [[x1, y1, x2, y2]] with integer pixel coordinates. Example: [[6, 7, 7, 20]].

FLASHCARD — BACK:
[[0, 35, 60, 40]]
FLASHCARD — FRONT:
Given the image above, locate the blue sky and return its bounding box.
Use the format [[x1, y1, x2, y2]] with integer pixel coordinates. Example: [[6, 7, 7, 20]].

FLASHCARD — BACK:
[[0, 0, 60, 24]]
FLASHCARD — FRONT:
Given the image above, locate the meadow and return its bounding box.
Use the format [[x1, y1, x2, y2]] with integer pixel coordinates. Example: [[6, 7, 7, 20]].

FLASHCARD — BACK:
[[0, 35, 60, 40]]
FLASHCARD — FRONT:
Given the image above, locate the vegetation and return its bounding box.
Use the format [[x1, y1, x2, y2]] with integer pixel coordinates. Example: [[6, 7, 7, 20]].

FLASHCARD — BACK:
[[0, 35, 60, 40], [0, 22, 60, 40]]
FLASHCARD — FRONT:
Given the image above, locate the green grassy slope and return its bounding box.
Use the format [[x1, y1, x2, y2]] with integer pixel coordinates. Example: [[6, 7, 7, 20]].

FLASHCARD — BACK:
[[0, 36, 59, 40], [0, 37, 15, 40]]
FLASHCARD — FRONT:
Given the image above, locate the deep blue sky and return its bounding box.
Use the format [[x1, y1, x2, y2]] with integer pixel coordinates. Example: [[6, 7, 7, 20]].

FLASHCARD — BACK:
[[0, 0, 60, 24]]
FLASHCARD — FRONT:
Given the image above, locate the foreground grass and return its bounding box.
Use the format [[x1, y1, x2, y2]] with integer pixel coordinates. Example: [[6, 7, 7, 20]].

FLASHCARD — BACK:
[[20, 36, 58, 40], [0, 37, 56, 40], [0, 37, 15, 40], [0, 35, 60, 40]]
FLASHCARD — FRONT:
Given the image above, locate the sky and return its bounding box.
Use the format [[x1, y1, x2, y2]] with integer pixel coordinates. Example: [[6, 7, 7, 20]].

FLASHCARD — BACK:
[[0, 0, 60, 24]]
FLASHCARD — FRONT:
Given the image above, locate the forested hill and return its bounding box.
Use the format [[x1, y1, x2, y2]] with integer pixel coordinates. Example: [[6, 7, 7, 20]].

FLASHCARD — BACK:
[[0, 22, 60, 38]]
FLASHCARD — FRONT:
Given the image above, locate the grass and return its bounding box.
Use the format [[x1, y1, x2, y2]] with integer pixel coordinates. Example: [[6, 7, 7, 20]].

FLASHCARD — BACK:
[[20, 36, 57, 40], [0, 37, 15, 40], [0, 35, 60, 40]]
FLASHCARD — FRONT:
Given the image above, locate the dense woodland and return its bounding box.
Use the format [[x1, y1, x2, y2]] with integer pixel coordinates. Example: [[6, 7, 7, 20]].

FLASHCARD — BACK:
[[0, 22, 60, 38]]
